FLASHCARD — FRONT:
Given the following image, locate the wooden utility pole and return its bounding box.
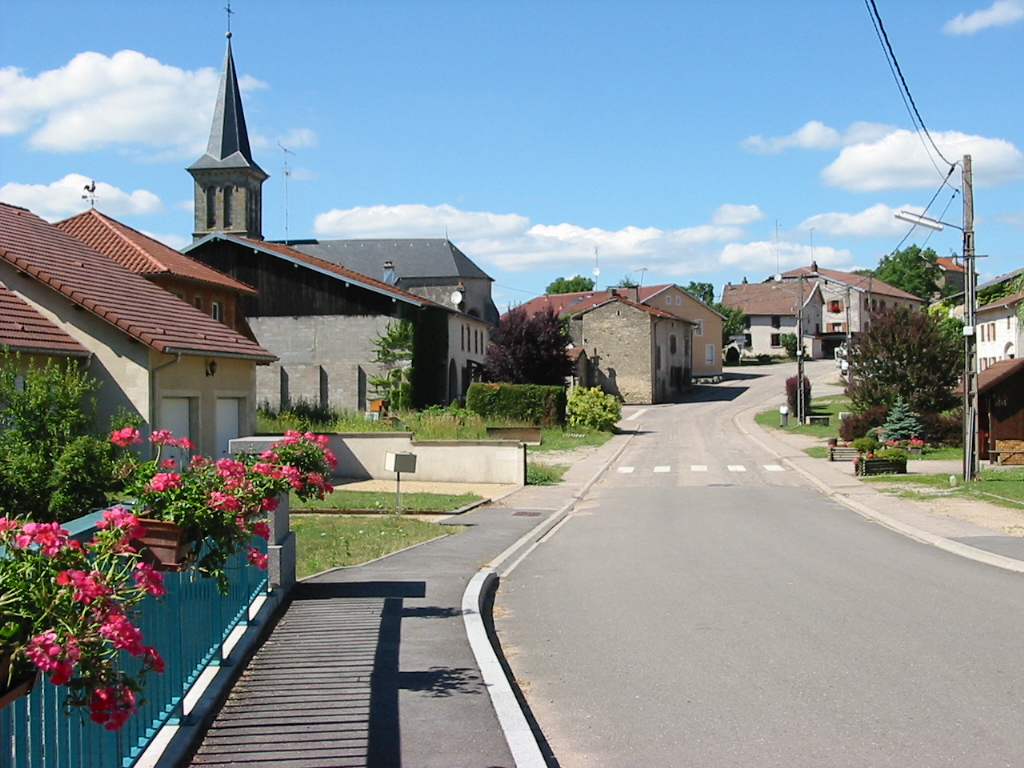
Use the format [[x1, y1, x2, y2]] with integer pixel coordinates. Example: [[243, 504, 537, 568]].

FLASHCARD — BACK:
[[962, 154, 980, 481]]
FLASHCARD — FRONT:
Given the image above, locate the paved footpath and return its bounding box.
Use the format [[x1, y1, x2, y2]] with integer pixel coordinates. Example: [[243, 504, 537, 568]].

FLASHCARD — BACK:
[[184, 436, 632, 768]]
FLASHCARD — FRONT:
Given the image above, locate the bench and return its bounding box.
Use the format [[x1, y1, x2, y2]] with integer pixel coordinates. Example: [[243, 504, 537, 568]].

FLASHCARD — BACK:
[[828, 446, 859, 461], [990, 450, 1024, 466], [805, 415, 830, 426]]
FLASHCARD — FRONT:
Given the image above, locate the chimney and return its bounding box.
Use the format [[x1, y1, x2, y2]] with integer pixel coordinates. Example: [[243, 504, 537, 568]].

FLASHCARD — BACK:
[[627, 285, 639, 303], [810, 260, 818, 273], [382, 260, 396, 285]]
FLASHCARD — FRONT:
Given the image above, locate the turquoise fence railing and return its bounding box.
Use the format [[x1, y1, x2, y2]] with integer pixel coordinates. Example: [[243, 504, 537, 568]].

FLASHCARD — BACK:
[[0, 510, 268, 768]]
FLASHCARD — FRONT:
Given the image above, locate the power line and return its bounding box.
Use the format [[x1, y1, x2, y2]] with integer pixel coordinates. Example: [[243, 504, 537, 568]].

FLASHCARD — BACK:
[[864, 0, 956, 177]]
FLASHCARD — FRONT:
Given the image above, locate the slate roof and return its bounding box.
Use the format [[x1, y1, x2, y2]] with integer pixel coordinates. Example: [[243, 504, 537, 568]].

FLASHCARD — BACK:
[[0, 204, 275, 360], [779, 265, 921, 301], [0, 283, 89, 357], [721, 282, 822, 316], [978, 357, 1024, 394], [186, 233, 437, 308], [285, 238, 493, 282], [55, 209, 255, 294]]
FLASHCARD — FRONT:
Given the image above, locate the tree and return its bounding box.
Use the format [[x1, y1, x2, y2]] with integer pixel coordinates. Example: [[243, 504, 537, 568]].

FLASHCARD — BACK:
[[616, 275, 639, 288], [846, 305, 960, 415], [881, 395, 922, 442], [367, 319, 414, 410], [714, 303, 745, 345], [485, 307, 573, 386], [684, 282, 715, 305], [546, 275, 595, 294], [873, 244, 942, 301]]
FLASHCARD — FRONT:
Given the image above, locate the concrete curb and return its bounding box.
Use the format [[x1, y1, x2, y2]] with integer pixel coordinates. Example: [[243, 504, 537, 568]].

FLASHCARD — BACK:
[[733, 403, 1024, 574], [461, 426, 639, 767]]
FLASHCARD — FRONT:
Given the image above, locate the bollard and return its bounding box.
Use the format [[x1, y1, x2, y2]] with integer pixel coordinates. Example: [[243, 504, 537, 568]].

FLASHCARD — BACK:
[[779, 404, 790, 427]]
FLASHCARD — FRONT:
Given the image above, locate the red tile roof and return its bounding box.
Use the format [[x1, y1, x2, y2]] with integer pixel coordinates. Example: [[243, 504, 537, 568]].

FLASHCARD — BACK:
[[512, 283, 722, 321], [55, 209, 255, 294], [721, 282, 816, 315], [978, 357, 1024, 394], [0, 204, 275, 360], [780, 265, 921, 301], [937, 256, 965, 274], [0, 283, 89, 357]]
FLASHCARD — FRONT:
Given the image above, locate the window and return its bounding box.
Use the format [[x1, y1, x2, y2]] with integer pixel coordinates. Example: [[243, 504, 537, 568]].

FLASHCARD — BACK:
[[223, 186, 233, 228], [655, 346, 662, 370], [770, 333, 781, 347], [669, 335, 677, 354], [694, 319, 703, 336], [211, 301, 223, 322], [831, 323, 843, 332], [705, 343, 715, 365], [743, 317, 751, 330], [194, 296, 203, 310], [205, 187, 216, 229], [676, 296, 682, 306], [461, 325, 465, 352], [771, 316, 781, 329]]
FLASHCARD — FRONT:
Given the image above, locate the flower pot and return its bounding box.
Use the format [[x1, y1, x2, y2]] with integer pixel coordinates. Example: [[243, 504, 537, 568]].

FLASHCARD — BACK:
[[132, 519, 192, 570], [0, 654, 38, 711]]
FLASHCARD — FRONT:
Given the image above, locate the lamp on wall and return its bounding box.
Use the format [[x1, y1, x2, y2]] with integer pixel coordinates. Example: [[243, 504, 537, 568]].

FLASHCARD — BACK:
[[205, 360, 218, 377]]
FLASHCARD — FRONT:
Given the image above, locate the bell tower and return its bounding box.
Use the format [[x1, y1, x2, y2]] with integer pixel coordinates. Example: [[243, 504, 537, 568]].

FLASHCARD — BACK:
[[188, 32, 267, 240]]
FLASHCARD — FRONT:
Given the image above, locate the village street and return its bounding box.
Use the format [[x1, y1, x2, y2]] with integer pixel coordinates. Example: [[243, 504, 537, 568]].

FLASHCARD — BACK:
[[495, 361, 1024, 767]]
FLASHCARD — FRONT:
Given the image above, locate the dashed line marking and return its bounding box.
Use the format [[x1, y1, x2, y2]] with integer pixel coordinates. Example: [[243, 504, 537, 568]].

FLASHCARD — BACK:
[[691, 465, 708, 472], [653, 466, 671, 473], [764, 464, 785, 472], [727, 465, 747, 472], [617, 466, 635, 473]]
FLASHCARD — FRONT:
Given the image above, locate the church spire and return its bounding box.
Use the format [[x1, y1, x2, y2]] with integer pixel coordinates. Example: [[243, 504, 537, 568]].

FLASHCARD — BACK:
[[188, 32, 267, 241]]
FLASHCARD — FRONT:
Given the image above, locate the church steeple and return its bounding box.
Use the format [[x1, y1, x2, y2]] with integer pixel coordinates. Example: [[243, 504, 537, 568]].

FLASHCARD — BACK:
[[188, 32, 267, 241]]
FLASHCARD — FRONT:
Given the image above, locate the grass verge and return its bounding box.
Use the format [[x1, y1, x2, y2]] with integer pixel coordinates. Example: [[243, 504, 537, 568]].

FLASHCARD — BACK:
[[527, 462, 568, 485], [863, 467, 1024, 510], [292, 514, 464, 579], [754, 394, 850, 440], [290, 489, 481, 513]]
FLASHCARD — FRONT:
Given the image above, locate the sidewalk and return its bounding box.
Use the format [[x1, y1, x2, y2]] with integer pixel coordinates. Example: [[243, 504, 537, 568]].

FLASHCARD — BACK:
[[180, 431, 634, 768]]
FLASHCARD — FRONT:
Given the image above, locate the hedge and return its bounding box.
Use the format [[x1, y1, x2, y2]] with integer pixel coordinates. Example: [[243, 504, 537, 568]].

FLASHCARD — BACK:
[[466, 383, 566, 426]]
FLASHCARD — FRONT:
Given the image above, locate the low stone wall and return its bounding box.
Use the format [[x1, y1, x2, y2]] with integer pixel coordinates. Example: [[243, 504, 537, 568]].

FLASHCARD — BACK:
[[230, 433, 526, 485]]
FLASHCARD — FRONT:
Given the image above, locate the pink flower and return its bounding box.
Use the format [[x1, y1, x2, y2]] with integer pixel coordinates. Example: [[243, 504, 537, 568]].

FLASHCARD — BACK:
[[56, 569, 112, 604], [133, 562, 167, 597], [89, 685, 137, 731], [97, 506, 145, 540], [147, 473, 182, 492], [15, 522, 71, 556], [143, 645, 165, 674], [252, 521, 271, 541], [175, 437, 196, 450], [110, 427, 141, 447], [160, 459, 178, 470], [25, 631, 62, 672], [0, 517, 19, 533], [246, 546, 268, 570], [260, 496, 279, 512], [208, 491, 240, 512], [149, 429, 175, 445], [99, 613, 146, 656]]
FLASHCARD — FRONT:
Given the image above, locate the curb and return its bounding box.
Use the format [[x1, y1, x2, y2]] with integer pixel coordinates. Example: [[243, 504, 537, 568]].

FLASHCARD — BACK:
[[461, 425, 639, 767], [733, 404, 1024, 574]]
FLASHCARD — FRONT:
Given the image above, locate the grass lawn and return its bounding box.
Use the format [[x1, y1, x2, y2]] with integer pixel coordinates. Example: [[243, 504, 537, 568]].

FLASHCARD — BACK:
[[755, 393, 850, 440], [292, 514, 464, 578], [863, 467, 1024, 510], [290, 489, 481, 512], [532, 426, 614, 453]]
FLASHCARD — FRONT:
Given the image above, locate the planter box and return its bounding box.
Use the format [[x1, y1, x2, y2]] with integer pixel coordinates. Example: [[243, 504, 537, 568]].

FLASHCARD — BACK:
[[855, 458, 907, 476]]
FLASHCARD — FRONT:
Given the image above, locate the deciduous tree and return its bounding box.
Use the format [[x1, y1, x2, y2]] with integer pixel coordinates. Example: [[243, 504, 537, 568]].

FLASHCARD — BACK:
[[872, 244, 942, 300], [545, 275, 596, 294], [485, 307, 573, 386], [684, 281, 715, 305]]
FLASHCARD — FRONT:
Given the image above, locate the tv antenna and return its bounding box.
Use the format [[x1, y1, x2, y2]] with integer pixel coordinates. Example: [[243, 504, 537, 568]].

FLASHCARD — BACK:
[[278, 142, 295, 244], [637, 267, 648, 287], [82, 180, 97, 208], [774, 219, 780, 274]]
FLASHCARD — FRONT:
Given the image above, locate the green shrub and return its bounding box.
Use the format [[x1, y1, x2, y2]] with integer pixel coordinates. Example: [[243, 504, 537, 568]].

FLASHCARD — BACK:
[[852, 437, 880, 454], [875, 447, 909, 462], [466, 383, 566, 426], [526, 462, 567, 485], [567, 387, 621, 431]]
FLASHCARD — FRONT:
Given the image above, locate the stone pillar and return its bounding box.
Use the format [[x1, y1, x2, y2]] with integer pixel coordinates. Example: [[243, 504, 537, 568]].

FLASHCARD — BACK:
[[268, 492, 296, 594]]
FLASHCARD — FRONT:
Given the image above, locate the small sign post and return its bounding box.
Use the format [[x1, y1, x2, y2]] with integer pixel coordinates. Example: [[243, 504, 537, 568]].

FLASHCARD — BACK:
[[384, 452, 417, 513]]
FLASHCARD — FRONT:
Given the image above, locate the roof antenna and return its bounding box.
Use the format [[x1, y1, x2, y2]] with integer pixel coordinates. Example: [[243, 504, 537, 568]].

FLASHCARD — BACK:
[[82, 180, 97, 208], [278, 142, 295, 244], [774, 219, 780, 274]]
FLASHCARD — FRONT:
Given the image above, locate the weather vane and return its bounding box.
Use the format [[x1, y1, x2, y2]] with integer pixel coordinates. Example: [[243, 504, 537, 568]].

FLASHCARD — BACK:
[[82, 180, 97, 208]]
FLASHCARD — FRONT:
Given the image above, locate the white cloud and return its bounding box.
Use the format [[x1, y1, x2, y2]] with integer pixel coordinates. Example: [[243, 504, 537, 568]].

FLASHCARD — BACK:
[[278, 128, 317, 149], [141, 230, 190, 250], [994, 210, 1024, 228], [822, 129, 1024, 191], [741, 120, 897, 155], [944, 0, 1024, 34], [315, 203, 530, 240], [0, 174, 163, 220], [799, 203, 925, 238], [712, 203, 764, 226], [0, 50, 266, 155], [719, 241, 853, 273]]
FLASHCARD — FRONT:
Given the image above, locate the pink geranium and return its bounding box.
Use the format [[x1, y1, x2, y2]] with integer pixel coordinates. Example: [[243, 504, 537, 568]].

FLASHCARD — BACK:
[[110, 427, 142, 448]]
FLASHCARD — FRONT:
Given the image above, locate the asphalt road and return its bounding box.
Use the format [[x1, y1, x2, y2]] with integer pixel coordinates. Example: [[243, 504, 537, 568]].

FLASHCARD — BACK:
[[495, 362, 1024, 767]]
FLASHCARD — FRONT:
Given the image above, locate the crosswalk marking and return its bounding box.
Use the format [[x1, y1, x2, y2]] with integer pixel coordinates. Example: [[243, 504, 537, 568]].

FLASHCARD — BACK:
[[691, 465, 708, 472], [617, 466, 635, 473], [613, 464, 786, 474], [727, 465, 747, 472], [653, 466, 671, 473], [764, 464, 785, 472]]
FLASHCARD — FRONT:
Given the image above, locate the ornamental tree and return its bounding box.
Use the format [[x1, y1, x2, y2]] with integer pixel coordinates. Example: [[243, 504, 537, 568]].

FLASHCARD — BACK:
[[485, 307, 573, 386], [846, 305, 960, 415]]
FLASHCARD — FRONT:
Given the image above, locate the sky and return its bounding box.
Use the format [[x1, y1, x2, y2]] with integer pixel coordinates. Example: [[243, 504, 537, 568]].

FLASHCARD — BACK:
[[1, 1, 1022, 310]]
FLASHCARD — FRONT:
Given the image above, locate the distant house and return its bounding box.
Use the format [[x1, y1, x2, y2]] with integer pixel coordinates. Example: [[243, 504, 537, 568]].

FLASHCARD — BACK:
[[720, 280, 825, 359], [773, 263, 923, 357], [977, 357, 1024, 464], [287, 238, 500, 326], [937, 256, 965, 295], [0, 203, 275, 458], [564, 296, 694, 404], [55, 208, 257, 340], [977, 290, 1022, 370]]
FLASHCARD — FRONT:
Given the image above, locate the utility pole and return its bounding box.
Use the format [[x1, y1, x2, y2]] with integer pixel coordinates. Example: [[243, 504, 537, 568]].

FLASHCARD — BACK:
[[962, 154, 979, 481], [796, 273, 805, 424]]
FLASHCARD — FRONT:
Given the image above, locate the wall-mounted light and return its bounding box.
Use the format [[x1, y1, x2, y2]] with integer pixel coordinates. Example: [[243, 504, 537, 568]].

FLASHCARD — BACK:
[[205, 360, 218, 377]]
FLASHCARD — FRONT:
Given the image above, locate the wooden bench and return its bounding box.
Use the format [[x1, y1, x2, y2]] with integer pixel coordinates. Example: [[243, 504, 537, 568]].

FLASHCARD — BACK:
[[990, 450, 1024, 466], [828, 446, 859, 461], [806, 415, 830, 426]]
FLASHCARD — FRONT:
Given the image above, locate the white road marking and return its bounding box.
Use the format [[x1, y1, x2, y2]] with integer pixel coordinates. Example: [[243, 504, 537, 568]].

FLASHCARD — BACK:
[[617, 466, 635, 473], [653, 466, 671, 473], [625, 408, 648, 422], [764, 464, 785, 472], [727, 465, 747, 472], [691, 465, 708, 472]]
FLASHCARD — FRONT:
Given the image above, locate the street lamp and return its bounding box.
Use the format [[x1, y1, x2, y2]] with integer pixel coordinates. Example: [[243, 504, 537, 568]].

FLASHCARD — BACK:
[[893, 154, 979, 481]]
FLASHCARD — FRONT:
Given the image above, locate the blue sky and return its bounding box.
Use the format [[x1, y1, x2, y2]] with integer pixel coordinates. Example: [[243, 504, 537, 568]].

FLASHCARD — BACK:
[[1, 1, 1021, 309]]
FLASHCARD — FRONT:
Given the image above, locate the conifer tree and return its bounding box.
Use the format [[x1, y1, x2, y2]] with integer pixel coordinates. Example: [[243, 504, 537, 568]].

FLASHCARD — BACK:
[[882, 395, 922, 442]]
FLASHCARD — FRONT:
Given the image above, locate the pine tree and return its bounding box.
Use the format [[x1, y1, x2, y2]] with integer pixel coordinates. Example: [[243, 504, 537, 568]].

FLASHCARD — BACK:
[[882, 395, 922, 442]]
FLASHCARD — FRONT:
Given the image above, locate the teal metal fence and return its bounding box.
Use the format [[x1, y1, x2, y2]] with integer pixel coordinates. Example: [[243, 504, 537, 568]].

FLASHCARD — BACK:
[[0, 510, 268, 768]]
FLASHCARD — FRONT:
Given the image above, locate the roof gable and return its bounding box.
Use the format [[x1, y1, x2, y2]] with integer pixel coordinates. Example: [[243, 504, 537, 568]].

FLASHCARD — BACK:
[[286, 238, 493, 282], [721, 281, 823, 315], [0, 204, 274, 360], [55, 209, 255, 294], [0, 283, 89, 357], [779, 266, 921, 301]]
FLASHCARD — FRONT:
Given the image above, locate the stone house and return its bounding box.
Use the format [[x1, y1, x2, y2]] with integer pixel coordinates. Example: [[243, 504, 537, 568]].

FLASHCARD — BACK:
[[635, 284, 724, 378], [565, 296, 694, 404], [721, 280, 825, 359], [0, 203, 275, 459]]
